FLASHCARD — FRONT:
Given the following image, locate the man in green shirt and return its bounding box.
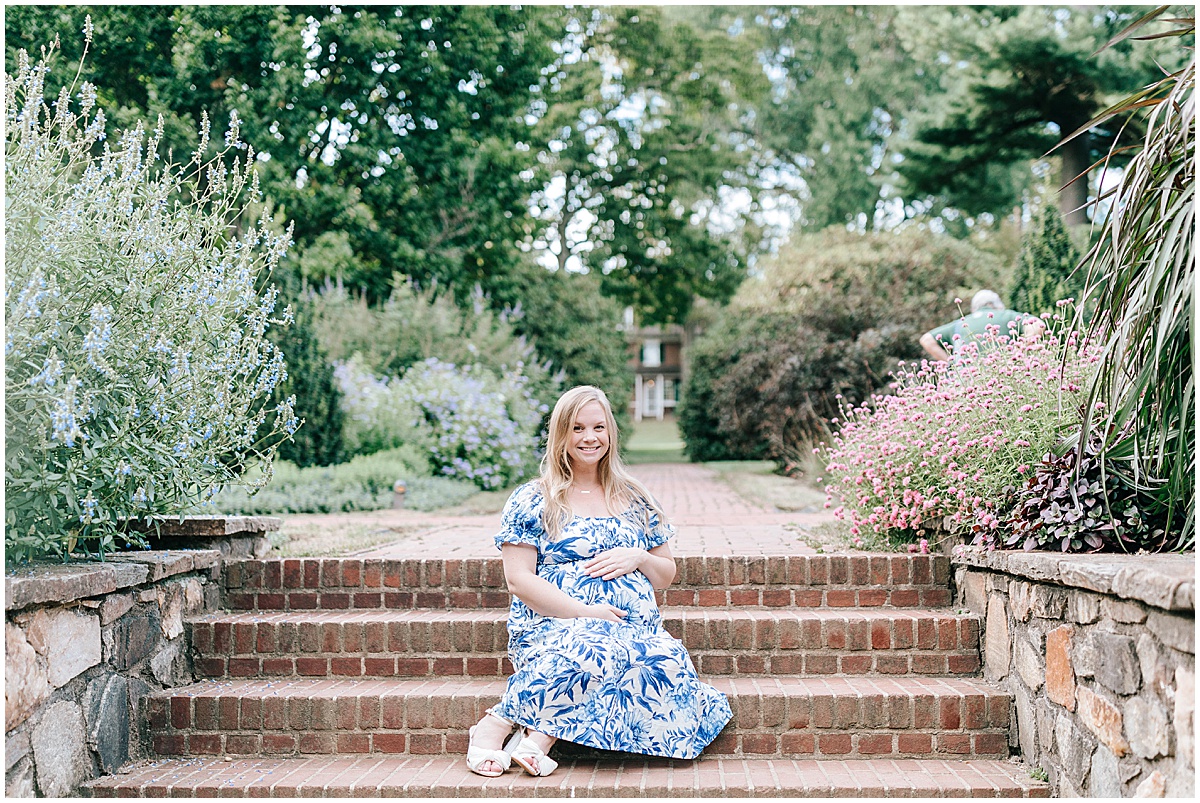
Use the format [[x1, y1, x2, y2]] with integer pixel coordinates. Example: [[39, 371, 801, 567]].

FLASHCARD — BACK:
[[920, 290, 1045, 362]]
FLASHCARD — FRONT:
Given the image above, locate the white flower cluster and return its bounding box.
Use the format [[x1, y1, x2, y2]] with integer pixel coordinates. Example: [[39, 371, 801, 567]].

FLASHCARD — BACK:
[[4, 44, 297, 562]]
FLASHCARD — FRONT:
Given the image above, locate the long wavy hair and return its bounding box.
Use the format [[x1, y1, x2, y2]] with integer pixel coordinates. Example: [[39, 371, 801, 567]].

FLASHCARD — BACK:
[[539, 385, 668, 539]]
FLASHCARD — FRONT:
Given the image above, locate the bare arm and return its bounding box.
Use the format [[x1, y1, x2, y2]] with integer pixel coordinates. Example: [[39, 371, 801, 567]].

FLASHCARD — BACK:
[[641, 543, 678, 589], [501, 543, 625, 621], [920, 332, 951, 361], [1021, 317, 1046, 342]]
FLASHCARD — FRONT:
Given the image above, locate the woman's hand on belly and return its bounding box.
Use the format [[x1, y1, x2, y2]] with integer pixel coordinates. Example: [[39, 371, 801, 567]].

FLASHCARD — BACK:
[[576, 603, 628, 622], [583, 547, 648, 581]]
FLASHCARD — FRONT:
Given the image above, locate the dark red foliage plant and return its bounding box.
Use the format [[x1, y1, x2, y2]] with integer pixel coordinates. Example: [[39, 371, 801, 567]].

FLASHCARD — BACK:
[[1006, 440, 1168, 553]]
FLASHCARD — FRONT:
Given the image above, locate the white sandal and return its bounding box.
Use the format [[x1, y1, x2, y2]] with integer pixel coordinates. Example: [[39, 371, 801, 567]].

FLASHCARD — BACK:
[[466, 715, 517, 777], [509, 732, 559, 777]]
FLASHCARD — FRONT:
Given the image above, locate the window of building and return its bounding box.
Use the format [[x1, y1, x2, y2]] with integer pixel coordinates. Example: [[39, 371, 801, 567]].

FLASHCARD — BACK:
[[642, 338, 661, 368]]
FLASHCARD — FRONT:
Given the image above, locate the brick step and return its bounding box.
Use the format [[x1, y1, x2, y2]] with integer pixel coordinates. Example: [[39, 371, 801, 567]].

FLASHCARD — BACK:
[[86, 755, 1051, 797], [190, 607, 981, 680], [222, 553, 952, 611], [148, 676, 1012, 761]]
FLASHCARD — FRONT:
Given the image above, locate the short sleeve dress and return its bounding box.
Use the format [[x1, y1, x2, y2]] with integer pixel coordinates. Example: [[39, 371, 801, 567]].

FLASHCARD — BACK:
[[488, 481, 731, 760]]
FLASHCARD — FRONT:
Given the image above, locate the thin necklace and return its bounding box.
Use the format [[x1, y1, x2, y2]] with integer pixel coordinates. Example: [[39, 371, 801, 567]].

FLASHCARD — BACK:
[[574, 483, 601, 495]]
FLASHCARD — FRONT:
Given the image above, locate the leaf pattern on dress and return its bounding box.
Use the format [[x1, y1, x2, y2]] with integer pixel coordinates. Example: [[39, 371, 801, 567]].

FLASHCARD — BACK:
[[490, 481, 732, 760]]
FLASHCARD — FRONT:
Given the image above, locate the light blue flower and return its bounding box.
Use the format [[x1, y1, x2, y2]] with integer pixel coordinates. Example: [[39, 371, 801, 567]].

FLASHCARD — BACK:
[[79, 492, 99, 523], [27, 354, 64, 388]]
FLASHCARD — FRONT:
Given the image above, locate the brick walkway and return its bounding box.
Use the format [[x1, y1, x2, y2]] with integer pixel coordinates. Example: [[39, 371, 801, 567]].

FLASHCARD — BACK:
[[95, 755, 1046, 797], [339, 463, 832, 559]]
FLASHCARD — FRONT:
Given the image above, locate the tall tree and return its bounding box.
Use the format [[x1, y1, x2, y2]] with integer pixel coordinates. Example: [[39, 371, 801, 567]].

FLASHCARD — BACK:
[[893, 5, 1188, 225], [524, 6, 771, 323], [752, 4, 936, 231], [5, 5, 560, 302]]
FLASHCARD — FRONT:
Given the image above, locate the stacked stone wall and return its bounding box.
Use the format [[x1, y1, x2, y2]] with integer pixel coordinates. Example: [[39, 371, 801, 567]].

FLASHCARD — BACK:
[[5, 551, 222, 797], [953, 548, 1194, 797]]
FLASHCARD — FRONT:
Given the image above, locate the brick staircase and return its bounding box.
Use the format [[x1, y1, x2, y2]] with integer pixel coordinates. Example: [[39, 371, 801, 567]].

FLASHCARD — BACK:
[[88, 553, 1049, 797]]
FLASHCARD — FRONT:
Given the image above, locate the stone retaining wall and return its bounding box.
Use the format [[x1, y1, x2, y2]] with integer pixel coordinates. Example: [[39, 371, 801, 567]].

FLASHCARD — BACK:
[[4, 516, 278, 797], [5, 551, 222, 796], [952, 547, 1195, 798]]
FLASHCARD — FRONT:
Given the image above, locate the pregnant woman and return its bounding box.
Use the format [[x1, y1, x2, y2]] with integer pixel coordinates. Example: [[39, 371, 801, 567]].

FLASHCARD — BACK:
[[465, 385, 732, 777]]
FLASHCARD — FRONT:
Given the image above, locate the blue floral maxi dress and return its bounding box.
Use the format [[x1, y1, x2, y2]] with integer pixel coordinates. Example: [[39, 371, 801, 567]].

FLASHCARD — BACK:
[[489, 482, 732, 760]]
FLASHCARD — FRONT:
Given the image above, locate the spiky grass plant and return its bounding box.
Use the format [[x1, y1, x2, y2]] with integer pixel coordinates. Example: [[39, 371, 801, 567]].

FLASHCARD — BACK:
[[1070, 10, 1194, 549]]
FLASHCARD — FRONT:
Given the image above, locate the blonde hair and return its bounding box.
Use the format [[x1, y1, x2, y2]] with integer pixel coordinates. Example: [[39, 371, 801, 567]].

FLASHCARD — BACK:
[[539, 385, 668, 539]]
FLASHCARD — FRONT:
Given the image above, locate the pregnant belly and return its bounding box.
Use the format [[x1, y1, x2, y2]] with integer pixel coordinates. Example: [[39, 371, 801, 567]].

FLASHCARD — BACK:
[[543, 562, 660, 627]]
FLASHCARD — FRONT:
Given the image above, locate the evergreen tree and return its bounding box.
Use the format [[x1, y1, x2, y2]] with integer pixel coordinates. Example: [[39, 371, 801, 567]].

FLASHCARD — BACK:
[[270, 308, 345, 468], [894, 6, 1187, 225], [1009, 203, 1083, 318]]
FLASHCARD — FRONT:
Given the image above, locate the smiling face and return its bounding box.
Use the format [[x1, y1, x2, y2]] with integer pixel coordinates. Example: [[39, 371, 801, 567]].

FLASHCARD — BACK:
[[568, 400, 610, 470]]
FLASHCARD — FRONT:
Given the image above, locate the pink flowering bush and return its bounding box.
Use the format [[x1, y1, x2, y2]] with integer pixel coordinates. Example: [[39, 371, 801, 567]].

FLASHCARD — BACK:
[[821, 325, 1102, 548]]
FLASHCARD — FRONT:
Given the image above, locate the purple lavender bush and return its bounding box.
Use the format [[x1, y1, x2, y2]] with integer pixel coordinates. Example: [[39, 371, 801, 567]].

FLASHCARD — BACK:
[[5, 37, 296, 562]]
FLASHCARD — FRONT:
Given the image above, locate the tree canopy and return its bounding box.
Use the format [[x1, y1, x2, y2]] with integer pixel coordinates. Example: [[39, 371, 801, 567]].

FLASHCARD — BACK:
[[894, 5, 1190, 225], [6, 5, 770, 323], [519, 6, 773, 322], [6, 5, 562, 303], [753, 4, 936, 231], [6, 4, 1191, 320]]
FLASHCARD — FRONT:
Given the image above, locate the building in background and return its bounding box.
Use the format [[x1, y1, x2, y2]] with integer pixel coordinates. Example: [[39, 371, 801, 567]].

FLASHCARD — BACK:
[[621, 307, 693, 422]]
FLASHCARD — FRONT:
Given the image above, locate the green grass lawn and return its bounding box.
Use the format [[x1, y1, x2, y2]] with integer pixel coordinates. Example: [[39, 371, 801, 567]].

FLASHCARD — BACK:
[[623, 417, 687, 463]]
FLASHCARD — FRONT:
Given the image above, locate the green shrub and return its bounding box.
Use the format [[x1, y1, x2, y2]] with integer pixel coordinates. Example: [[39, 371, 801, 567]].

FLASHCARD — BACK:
[[396, 358, 545, 489], [1009, 202, 1084, 318], [306, 276, 559, 412], [206, 446, 479, 514], [680, 228, 1004, 466], [496, 262, 634, 433], [264, 303, 345, 467], [4, 43, 295, 562], [677, 314, 773, 462], [333, 355, 416, 457]]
